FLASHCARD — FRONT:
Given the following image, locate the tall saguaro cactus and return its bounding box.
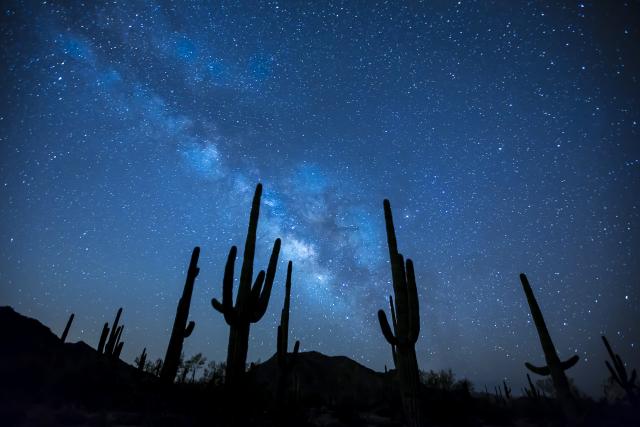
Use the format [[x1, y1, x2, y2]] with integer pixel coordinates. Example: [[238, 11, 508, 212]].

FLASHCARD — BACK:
[[377, 199, 422, 427], [211, 183, 281, 385], [277, 261, 300, 402], [160, 247, 200, 384], [60, 313, 74, 342], [519, 273, 579, 419]]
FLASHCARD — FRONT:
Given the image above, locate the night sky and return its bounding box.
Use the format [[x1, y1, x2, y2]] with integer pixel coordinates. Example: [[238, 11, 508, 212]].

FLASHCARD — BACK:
[[1, 1, 638, 396]]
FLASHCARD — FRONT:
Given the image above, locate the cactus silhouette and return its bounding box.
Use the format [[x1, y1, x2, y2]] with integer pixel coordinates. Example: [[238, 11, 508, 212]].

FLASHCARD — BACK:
[[136, 347, 148, 371], [523, 373, 541, 400], [377, 199, 422, 427], [211, 183, 281, 385], [602, 335, 638, 404], [97, 308, 125, 359], [60, 313, 74, 342], [503, 380, 512, 400], [160, 247, 200, 384], [519, 273, 579, 419], [276, 261, 300, 403]]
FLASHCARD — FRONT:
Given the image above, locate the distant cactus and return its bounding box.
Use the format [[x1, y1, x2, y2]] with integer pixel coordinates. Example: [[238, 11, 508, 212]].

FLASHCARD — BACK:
[[602, 335, 638, 404], [519, 273, 579, 419], [523, 373, 541, 400], [136, 347, 147, 371], [60, 313, 74, 342], [97, 308, 125, 359], [160, 247, 200, 384], [503, 380, 512, 400], [377, 199, 422, 427], [211, 183, 281, 385], [276, 261, 300, 402]]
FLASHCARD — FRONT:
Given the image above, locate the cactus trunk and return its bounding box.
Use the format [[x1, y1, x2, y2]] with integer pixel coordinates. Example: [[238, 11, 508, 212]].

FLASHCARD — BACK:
[[225, 321, 251, 384], [519, 273, 579, 420], [160, 247, 200, 384]]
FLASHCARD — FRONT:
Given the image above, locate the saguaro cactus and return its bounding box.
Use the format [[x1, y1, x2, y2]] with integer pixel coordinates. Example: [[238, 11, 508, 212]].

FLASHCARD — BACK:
[[602, 335, 638, 403], [277, 261, 300, 402], [160, 247, 200, 384], [519, 273, 579, 418], [97, 308, 125, 359], [211, 183, 281, 385], [60, 313, 74, 342], [377, 199, 422, 427]]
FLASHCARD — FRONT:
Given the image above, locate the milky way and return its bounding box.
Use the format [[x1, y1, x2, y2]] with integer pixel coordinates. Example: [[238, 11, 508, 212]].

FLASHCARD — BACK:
[[1, 1, 638, 396]]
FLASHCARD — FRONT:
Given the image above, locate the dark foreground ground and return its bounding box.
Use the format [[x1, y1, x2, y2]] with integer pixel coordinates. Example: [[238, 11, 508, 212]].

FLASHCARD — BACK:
[[0, 306, 637, 426]]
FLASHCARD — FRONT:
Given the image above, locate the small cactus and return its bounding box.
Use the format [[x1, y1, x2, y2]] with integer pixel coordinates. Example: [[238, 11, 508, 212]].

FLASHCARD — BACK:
[[136, 347, 148, 371], [377, 199, 422, 427], [523, 373, 541, 400], [602, 335, 638, 403], [60, 313, 74, 343], [160, 247, 200, 384], [276, 261, 300, 402], [503, 380, 512, 400], [211, 183, 281, 385], [519, 274, 578, 419]]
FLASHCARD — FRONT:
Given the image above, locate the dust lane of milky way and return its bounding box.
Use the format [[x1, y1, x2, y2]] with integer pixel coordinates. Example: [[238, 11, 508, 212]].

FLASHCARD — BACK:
[[0, 1, 638, 396]]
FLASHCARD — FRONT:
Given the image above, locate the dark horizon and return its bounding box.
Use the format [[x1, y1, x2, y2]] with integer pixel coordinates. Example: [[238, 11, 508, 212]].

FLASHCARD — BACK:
[[1, 1, 639, 398]]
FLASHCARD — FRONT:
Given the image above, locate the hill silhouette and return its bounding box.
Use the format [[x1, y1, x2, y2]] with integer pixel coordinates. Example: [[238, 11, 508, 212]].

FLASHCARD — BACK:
[[1, 306, 638, 426]]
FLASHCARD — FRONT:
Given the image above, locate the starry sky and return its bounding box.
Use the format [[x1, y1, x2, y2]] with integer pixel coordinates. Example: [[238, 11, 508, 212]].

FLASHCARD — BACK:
[[1, 1, 638, 396]]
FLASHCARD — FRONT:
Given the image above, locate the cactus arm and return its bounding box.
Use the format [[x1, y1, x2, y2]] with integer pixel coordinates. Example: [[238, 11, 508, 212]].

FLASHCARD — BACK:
[[223, 246, 238, 314], [389, 295, 398, 334], [211, 246, 238, 324], [389, 295, 398, 364], [211, 298, 224, 313], [251, 238, 282, 321], [249, 271, 266, 305], [561, 355, 579, 370], [378, 310, 399, 346], [184, 321, 195, 337], [237, 184, 262, 305], [525, 362, 551, 376], [98, 323, 109, 353]]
